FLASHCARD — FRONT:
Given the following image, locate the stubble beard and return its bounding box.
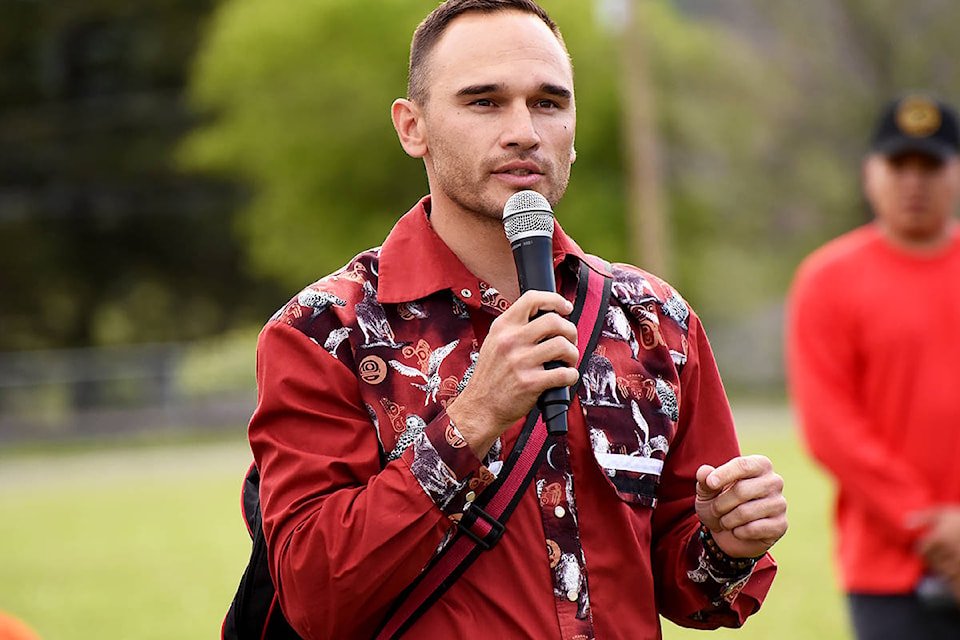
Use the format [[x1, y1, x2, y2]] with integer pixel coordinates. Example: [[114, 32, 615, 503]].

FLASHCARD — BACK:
[[430, 149, 572, 225]]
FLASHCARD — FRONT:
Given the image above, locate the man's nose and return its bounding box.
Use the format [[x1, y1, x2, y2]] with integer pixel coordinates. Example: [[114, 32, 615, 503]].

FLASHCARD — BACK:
[[500, 103, 541, 150], [900, 164, 932, 187]]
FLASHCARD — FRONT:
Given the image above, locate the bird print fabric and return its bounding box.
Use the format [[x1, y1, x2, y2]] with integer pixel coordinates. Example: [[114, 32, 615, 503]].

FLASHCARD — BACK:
[[271, 252, 690, 522], [268, 249, 700, 640]]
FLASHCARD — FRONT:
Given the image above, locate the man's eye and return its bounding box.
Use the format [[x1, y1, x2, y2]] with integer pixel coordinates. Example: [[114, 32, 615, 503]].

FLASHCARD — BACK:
[[472, 99, 494, 107], [536, 100, 558, 109]]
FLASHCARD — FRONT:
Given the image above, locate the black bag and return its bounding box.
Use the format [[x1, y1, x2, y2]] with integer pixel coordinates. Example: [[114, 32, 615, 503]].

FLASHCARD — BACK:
[[221, 463, 300, 640]]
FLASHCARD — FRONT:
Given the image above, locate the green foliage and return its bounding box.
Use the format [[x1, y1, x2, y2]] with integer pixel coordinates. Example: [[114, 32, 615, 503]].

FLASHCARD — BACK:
[[182, 0, 437, 290], [181, 0, 792, 322], [0, 0, 280, 351], [180, 0, 960, 342], [748, 0, 960, 250], [6, 0, 960, 361], [556, 0, 798, 319]]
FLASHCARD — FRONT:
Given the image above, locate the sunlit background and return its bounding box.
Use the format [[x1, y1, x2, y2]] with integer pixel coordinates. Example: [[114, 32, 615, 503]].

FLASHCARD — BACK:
[[2, 0, 957, 638]]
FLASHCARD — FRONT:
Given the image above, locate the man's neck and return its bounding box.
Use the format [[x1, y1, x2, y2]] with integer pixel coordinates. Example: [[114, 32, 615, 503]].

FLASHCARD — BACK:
[[879, 218, 958, 254], [428, 197, 522, 302]]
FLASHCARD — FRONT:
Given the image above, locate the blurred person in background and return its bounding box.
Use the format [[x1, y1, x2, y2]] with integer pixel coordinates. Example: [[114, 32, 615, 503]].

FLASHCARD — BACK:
[[246, 1, 787, 638], [787, 93, 960, 639]]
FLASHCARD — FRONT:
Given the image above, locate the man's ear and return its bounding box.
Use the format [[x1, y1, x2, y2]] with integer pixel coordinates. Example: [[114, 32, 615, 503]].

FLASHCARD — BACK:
[[392, 98, 427, 159], [947, 156, 960, 185]]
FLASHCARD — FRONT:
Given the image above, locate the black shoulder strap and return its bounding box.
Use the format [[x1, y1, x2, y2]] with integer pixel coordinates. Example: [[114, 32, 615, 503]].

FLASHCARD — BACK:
[[374, 259, 613, 640]]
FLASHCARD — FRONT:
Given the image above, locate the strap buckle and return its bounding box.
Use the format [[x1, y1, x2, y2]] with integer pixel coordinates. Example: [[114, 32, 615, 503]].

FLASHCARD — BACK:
[[458, 503, 505, 551]]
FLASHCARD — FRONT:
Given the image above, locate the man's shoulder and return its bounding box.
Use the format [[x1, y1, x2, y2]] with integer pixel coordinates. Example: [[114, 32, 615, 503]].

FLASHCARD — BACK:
[[266, 247, 382, 334], [606, 261, 685, 305], [795, 225, 880, 283], [602, 260, 693, 330]]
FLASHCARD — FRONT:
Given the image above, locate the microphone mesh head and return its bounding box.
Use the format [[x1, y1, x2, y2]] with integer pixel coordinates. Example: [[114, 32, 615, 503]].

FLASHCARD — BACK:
[[502, 190, 554, 243]]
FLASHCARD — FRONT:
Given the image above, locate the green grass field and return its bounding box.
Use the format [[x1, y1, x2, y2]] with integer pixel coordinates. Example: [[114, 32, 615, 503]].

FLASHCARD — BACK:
[[0, 403, 851, 639]]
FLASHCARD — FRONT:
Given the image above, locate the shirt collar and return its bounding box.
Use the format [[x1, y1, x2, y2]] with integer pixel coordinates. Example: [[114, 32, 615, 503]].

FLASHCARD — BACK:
[[378, 195, 591, 304]]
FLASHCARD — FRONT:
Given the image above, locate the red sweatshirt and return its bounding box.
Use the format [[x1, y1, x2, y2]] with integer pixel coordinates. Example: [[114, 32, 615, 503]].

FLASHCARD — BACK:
[[786, 223, 960, 593]]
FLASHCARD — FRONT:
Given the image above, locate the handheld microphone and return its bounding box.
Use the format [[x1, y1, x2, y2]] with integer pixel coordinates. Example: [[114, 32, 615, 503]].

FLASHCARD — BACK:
[[502, 190, 570, 436]]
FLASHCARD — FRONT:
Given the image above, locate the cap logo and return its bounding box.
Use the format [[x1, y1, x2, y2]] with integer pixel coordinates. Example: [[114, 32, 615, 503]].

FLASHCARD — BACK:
[[896, 96, 941, 137]]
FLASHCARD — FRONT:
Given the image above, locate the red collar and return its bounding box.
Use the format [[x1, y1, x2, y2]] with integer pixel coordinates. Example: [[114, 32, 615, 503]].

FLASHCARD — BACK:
[[377, 196, 591, 305]]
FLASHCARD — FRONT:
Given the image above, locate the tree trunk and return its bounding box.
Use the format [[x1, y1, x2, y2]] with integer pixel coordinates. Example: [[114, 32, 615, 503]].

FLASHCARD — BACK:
[[619, 0, 670, 278]]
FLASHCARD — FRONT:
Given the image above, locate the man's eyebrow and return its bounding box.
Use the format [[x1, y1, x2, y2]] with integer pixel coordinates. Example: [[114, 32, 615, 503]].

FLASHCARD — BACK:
[[540, 84, 572, 100], [454, 83, 573, 99], [456, 84, 500, 97]]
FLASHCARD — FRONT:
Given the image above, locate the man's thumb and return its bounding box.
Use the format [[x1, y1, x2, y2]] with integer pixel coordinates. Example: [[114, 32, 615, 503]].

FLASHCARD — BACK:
[[696, 464, 719, 500]]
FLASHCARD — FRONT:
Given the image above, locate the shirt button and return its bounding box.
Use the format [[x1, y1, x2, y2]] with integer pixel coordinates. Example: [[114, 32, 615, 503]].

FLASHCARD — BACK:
[[460, 288, 473, 298], [554, 506, 566, 519], [465, 491, 477, 503], [566, 589, 579, 602]]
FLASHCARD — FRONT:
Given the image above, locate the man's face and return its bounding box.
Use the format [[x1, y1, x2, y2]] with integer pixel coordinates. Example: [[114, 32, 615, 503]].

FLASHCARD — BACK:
[[863, 152, 960, 245], [415, 10, 577, 221]]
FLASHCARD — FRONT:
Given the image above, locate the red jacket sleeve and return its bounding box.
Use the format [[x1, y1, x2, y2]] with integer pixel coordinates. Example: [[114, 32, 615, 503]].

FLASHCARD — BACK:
[[249, 320, 453, 639], [651, 313, 777, 628]]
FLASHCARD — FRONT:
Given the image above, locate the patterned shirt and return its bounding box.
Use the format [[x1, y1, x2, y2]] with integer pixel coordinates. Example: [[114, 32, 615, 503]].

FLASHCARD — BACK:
[[249, 196, 777, 640]]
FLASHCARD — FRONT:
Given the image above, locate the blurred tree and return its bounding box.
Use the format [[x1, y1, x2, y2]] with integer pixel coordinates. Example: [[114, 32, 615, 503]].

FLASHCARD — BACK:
[[603, 0, 672, 280], [182, 0, 434, 292], [182, 0, 789, 325], [690, 0, 960, 260], [2, 0, 954, 392], [0, 0, 282, 351]]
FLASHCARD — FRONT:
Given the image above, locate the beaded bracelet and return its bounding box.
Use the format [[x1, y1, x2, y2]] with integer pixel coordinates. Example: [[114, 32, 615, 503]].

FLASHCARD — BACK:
[[698, 523, 762, 575]]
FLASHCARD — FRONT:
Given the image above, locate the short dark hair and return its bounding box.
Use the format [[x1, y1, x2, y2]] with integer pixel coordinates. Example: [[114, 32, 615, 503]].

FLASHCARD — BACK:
[[407, 0, 566, 104]]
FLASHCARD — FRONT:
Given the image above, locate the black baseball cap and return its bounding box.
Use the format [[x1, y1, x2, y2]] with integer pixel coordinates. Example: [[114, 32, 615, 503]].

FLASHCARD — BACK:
[[869, 94, 960, 161]]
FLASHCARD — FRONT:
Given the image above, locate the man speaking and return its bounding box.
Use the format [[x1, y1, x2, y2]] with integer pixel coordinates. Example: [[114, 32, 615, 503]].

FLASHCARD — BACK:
[[246, 1, 788, 638]]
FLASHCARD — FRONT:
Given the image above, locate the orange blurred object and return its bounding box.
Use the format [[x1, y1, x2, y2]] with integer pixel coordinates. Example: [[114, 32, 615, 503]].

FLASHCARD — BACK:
[[0, 612, 40, 640]]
